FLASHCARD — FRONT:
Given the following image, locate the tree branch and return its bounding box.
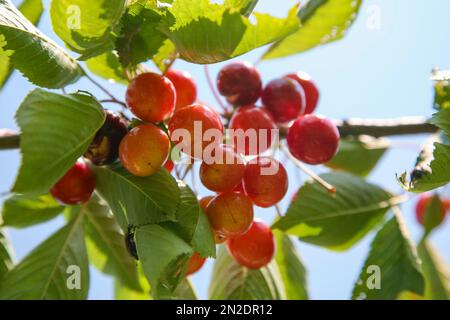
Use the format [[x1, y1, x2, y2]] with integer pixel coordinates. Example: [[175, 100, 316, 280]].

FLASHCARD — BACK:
[[0, 117, 439, 151]]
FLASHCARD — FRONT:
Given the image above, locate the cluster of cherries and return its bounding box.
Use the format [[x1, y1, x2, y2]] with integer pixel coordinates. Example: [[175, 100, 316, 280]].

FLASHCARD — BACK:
[[49, 60, 342, 276]]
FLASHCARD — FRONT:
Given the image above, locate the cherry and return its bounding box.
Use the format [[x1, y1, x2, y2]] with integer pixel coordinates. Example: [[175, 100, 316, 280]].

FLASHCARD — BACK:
[[287, 114, 340, 165], [126, 73, 176, 122], [186, 252, 206, 276], [226, 219, 275, 269], [200, 144, 246, 192], [415, 194, 449, 226], [165, 69, 197, 110], [242, 157, 288, 208], [217, 61, 262, 106], [199, 195, 227, 244], [84, 110, 128, 165], [286, 72, 319, 114], [206, 192, 254, 239], [164, 159, 174, 173], [261, 77, 305, 123], [229, 105, 277, 155], [119, 124, 170, 176], [50, 161, 95, 205], [168, 103, 224, 159]]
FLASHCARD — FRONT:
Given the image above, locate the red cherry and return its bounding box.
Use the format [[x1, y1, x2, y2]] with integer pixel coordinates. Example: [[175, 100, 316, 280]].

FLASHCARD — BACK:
[[415, 194, 449, 226], [243, 157, 288, 208], [165, 69, 197, 110], [199, 196, 215, 211], [50, 161, 95, 205], [119, 124, 170, 176], [227, 219, 275, 269], [286, 72, 319, 114], [126, 73, 176, 122], [164, 159, 174, 173], [217, 61, 262, 106], [186, 252, 206, 276], [287, 114, 340, 165], [200, 144, 246, 192], [168, 104, 224, 159], [261, 77, 305, 123], [232, 182, 246, 195], [229, 105, 277, 155], [206, 192, 254, 239]]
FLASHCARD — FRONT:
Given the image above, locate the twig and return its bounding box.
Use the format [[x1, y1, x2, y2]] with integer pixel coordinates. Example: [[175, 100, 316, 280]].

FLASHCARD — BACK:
[[281, 142, 336, 194], [0, 129, 19, 150], [204, 65, 228, 112]]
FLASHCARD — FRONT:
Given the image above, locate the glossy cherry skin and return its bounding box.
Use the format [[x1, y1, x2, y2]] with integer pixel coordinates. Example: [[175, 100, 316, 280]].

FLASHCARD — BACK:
[[415, 194, 449, 226], [287, 114, 340, 165], [165, 69, 197, 110], [186, 252, 206, 276], [126, 73, 176, 122], [229, 105, 277, 155], [168, 104, 224, 159], [286, 72, 319, 114], [199, 195, 226, 244], [200, 144, 246, 192], [227, 219, 275, 269], [164, 159, 174, 173], [262, 77, 305, 123], [242, 157, 288, 208], [119, 124, 170, 176], [217, 61, 262, 106], [50, 161, 95, 205], [206, 192, 254, 239], [84, 110, 128, 165]]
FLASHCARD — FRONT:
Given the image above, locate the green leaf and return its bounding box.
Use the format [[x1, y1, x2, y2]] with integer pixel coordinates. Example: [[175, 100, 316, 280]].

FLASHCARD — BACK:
[[430, 108, 450, 140], [0, 208, 90, 299], [172, 278, 197, 300], [83, 194, 141, 291], [162, 182, 215, 258], [115, 264, 151, 300], [50, 0, 126, 59], [162, 0, 300, 64], [115, 1, 167, 67], [418, 241, 450, 300], [0, 0, 44, 90], [274, 230, 308, 300], [325, 136, 388, 176], [92, 163, 180, 230], [85, 51, 128, 85], [263, 0, 362, 60], [152, 39, 176, 73], [135, 224, 192, 298], [352, 213, 424, 300], [273, 172, 394, 251], [0, 229, 13, 278], [0, 0, 83, 88], [433, 71, 450, 110], [13, 89, 105, 195], [209, 246, 285, 300], [398, 143, 450, 192], [224, 0, 259, 16], [1, 194, 64, 228]]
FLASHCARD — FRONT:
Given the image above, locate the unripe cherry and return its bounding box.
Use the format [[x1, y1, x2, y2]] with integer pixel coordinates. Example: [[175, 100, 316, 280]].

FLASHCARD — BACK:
[[415, 194, 449, 226], [243, 157, 288, 208], [227, 219, 275, 269], [262, 77, 305, 123], [217, 61, 262, 106], [119, 124, 170, 176], [206, 192, 254, 239], [285, 72, 319, 115], [126, 73, 176, 122], [50, 161, 95, 205], [229, 105, 277, 155], [186, 252, 206, 276], [84, 110, 128, 165], [287, 114, 340, 165], [200, 144, 246, 192], [168, 104, 224, 159], [165, 69, 197, 110]]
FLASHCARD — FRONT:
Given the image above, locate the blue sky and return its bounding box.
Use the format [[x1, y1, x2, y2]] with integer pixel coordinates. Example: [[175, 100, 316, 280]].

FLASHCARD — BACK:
[[1, 0, 449, 299]]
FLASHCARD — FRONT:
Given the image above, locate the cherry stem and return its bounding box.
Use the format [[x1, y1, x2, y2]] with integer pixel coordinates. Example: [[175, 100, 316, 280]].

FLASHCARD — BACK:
[[84, 73, 123, 104], [280, 142, 337, 194], [99, 99, 127, 109], [204, 65, 228, 112], [275, 204, 283, 218]]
